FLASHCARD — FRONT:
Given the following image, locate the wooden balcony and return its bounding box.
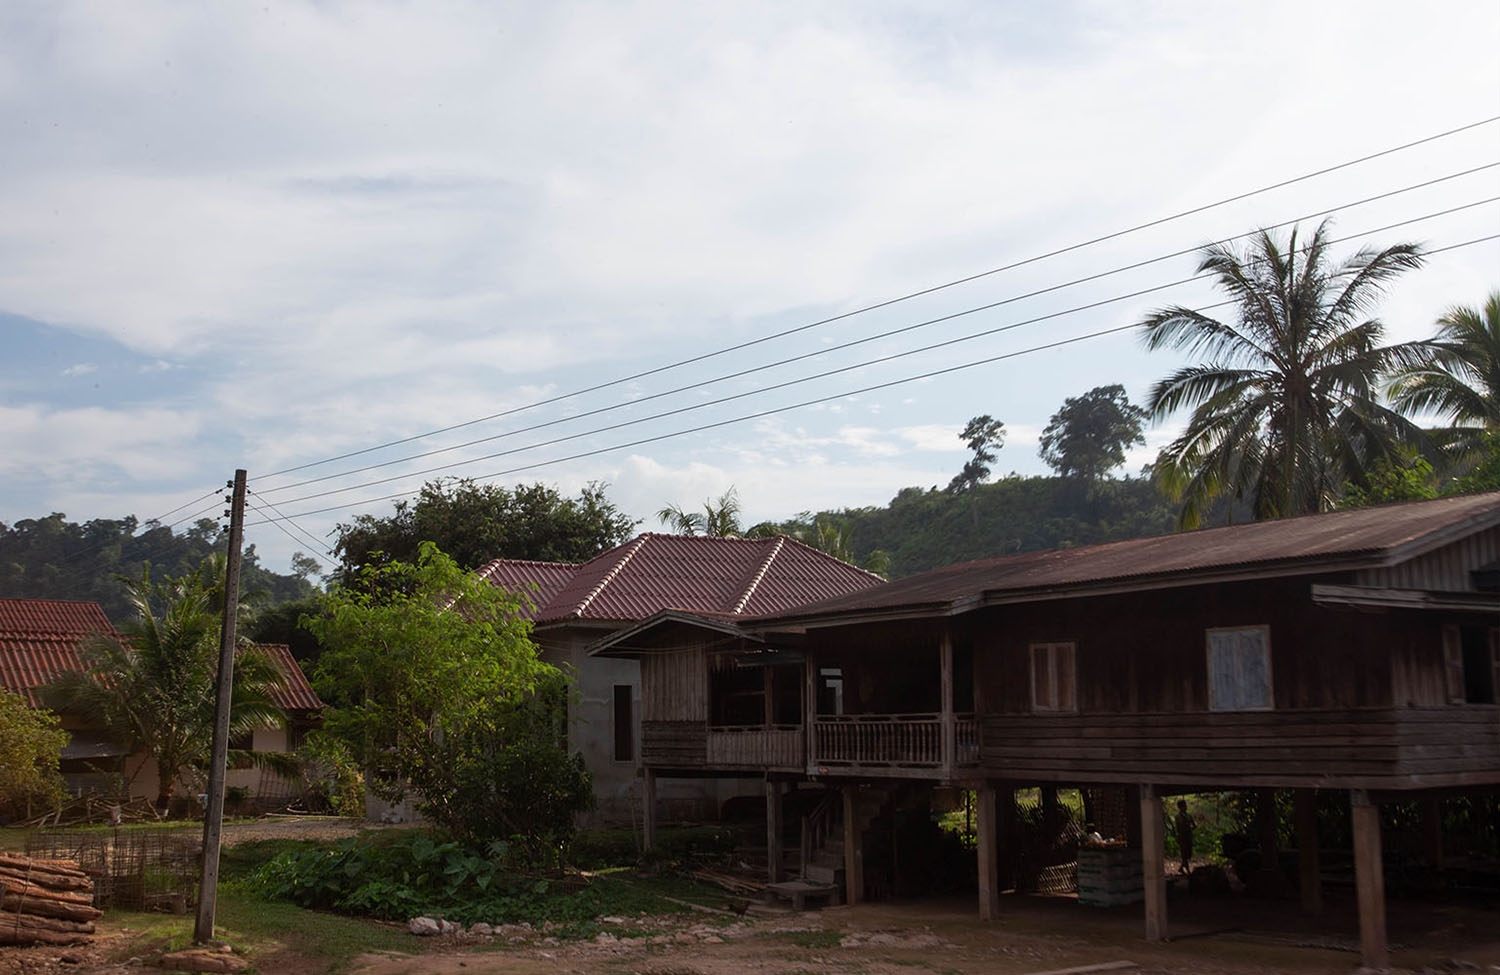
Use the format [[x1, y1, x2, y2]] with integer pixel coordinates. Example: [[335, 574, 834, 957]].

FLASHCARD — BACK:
[[812, 713, 979, 777], [706, 724, 804, 769]]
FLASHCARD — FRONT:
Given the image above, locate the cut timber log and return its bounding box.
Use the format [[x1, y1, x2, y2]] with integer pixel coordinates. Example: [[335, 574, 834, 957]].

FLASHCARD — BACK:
[[0, 890, 103, 922], [0, 911, 95, 945], [0, 862, 92, 890], [0, 878, 96, 906], [0, 853, 90, 877]]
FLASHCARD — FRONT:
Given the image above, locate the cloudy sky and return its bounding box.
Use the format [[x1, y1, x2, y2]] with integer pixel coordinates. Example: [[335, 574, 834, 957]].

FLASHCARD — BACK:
[[2, 1, 1498, 578]]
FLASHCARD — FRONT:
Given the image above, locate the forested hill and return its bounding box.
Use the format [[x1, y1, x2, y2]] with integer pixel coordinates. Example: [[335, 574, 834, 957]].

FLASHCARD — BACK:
[[778, 475, 1182, 579], [0, 513, 317, 623]]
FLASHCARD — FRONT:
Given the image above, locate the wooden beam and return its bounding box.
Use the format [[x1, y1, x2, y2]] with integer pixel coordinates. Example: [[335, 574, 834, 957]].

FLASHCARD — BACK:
[[976, 785, 999, 920], [1293, 788, 1322, 915], [763, 666, 775, 728], [842, 785, 864, 906], [940, 628, 955, 778], [766, 779, 783, 884], [642, 768, 657, 851], [804, 650, 818, 772], [1350, 790, 1388, 971], [1140, 784, 1167, 943]]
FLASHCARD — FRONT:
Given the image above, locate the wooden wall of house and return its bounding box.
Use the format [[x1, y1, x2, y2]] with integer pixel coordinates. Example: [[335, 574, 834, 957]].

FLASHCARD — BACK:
[[804, 619, 944, 714], [641, 648, 707, 722], [969, 576, 1408, 715], [1357, 524, 1500, 592]]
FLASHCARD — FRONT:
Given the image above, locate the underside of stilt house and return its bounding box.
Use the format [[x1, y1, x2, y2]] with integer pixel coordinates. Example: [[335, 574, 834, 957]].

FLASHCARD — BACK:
[[591, 491, 1500, 968]]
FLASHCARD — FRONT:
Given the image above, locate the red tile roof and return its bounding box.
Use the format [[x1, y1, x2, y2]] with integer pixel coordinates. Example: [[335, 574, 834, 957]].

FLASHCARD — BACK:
[[476, 534, 883, 625], [0, 598, 321, 713], [754, 491, 1500, 626], [0, 598, 118, 706]]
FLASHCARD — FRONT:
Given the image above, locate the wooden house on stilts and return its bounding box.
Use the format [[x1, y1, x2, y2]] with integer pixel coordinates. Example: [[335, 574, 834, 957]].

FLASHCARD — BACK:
[[593, 492, 1500, 969]]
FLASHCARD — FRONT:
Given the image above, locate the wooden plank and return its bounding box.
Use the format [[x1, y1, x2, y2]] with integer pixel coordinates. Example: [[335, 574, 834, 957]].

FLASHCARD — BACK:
[[941, 629, 955, 777], [1351, 791, 1388, 971], [843, 785, 863, 907], [642, 769, 657, 851], [766, 779, 782, 884], [1140, 785, 1166, 942]]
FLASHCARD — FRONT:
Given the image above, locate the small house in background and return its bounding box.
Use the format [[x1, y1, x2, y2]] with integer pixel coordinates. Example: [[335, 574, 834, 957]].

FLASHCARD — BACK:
[[475, 533, 884, 825], [0, 597, 321, 808], [603, 491, 1500, 971]]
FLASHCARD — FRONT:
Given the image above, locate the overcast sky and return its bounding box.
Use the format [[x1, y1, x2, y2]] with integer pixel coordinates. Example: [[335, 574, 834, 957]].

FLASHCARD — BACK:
[[2, 1, 1498, 579]]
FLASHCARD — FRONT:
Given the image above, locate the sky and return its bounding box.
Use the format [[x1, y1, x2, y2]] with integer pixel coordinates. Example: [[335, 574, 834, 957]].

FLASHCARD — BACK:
[[2, 0, 1498, 580]]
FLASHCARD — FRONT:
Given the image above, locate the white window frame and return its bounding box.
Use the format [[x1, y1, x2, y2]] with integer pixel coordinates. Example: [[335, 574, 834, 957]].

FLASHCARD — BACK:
[[1029, 641, 1077, 713], [1205, 625, 1274, 712]]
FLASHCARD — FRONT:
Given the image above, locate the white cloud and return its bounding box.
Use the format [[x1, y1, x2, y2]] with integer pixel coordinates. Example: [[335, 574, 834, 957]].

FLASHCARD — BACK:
[[60, 363, 96, 377]]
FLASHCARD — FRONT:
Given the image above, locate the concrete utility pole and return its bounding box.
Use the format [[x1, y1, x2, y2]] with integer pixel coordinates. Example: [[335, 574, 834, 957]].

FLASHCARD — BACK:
[[195, 469, 246, 944]]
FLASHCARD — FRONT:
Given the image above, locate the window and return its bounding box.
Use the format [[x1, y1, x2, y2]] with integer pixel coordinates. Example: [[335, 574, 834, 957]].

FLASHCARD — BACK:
[[1444, 625, 1500, 705], [1206, 626, 1272, 711], [612, 684, 634, 762], [1030, 642, 1076, 712]]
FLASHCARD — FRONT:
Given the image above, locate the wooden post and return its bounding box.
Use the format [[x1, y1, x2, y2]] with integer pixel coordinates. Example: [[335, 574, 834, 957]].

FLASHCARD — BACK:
[[1351, 790, 1388, 971], [940, 629, 955, 777], [1041, 786, 1059, 838], [195, 469, 245, 945], [766, 779, 783, 883], [1293, 788, 1322, 915], [1422, 797, 1444, 869], [1124, 785, 1143, 847], [804, 652, 818, 772], [976, 785, 999, 920], [1256, 788, 1279, 869], [842, 785, 864, 906], [763, 667, 775, 729], [800, 814, 811, 880], [1141, 784, 1167, 943], [642, 768, 657, 851]]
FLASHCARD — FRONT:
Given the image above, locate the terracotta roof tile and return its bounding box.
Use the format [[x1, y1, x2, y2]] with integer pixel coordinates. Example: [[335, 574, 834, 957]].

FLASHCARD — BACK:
[[475, 558, 579, 619], [256, 643, 323, 712], [755, 491, 1500, 624], [0, 598, 118, 706]]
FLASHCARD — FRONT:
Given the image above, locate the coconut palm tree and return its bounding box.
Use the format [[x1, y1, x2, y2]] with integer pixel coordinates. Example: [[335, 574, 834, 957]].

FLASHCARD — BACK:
[[45, 565, 288, 811], [1140, 219, 1430, 528], [1387, 290, 1500, 448], [656, 488, 742, 536]]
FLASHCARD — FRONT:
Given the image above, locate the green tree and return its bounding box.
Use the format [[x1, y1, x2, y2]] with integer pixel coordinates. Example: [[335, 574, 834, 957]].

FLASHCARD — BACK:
[[307, 543, 590, 850], [1038, 384, 1147, 481], [1140, 220, 1429, 528], [657, 487, 742, 536], [44, 565, 289, 811], [1388, 289, 1500, 451], [947, 415, 1006, 493], [0, 688, 67, 820], [333, 478, 636, 581]]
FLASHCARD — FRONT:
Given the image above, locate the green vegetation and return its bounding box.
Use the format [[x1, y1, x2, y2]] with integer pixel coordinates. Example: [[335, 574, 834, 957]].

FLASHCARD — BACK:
[[0, 685, 67, 820], [309, 543, 590, 850], [0, 513, 315, 623], [43, 563, 289, 810]]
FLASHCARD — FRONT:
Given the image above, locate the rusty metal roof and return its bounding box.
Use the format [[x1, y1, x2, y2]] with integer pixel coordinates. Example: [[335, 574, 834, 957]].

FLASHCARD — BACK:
[[0, 598, 119, 706], [256, 643, 324, 712], [477, 533, 883, 625], [754, 492, 1500, 626]]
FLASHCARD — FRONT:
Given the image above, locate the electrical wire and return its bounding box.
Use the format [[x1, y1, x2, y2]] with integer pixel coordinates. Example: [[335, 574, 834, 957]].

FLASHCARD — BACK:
[[251, 201, 1500, 511], [257, 114, 1500, 481], [257, 166, 1500, 496], [245, 230, 1500, 527]]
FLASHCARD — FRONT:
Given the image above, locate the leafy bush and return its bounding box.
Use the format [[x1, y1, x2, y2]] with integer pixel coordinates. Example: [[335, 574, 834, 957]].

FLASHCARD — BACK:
[[295, 732, 365, 817], [0, 687, 66, 821], [567, 826, 736, 870], [246, 830, 685, 934]]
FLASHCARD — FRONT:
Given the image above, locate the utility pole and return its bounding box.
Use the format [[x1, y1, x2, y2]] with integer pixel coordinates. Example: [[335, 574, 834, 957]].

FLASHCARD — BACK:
[[195, 469, 246, 944]]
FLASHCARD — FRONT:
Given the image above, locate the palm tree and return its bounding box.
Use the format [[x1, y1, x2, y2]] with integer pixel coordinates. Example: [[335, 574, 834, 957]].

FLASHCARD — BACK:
[[1140, 219, 1430, 528], [1387, 290, 1500, 449], [656, 488, 742, 536], [45, 565, 288, 811]]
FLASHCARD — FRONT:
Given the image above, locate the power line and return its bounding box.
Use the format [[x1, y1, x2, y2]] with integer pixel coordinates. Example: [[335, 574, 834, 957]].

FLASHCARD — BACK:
[[244, 228, 1500, 527], [253, 200, 1500, 510], [259, 166, 1500, 496], [257, 114, 1500, 481], [245, 493, 335, 559]]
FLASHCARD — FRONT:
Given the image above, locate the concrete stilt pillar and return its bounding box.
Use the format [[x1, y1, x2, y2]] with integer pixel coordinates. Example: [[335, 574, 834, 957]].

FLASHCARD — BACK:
[[976, 785, 999, 920]]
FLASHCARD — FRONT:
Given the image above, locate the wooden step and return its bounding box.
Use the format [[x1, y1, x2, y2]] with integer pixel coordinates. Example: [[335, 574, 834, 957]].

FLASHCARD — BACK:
[[804, 862, 844, 886]]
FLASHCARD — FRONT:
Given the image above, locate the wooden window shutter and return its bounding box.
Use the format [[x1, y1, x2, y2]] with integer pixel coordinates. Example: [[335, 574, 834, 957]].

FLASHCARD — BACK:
[[1056, 643, 1076, 712], [1442, 625, 1466, 705], [1031, 645, 1052, 711]]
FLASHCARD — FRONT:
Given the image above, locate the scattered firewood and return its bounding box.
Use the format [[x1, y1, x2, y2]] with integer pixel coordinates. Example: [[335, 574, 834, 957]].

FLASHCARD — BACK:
[[0, 854, 97, 947]]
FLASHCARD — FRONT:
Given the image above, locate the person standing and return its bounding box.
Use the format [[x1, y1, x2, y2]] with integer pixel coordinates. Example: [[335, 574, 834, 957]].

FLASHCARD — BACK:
[[1173, 799, 1196, 874]]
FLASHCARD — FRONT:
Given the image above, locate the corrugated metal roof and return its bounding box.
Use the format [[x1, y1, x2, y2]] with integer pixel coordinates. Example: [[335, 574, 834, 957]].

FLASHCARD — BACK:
[[755, 492, 1500, 625], [256, 643, 323, 712], [479, 534, 883, 624], [0, 598, 119, 706]]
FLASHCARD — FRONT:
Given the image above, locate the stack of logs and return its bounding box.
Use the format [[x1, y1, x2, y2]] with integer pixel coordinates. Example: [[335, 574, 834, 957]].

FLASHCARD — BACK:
[[0, 852, 100, 946]]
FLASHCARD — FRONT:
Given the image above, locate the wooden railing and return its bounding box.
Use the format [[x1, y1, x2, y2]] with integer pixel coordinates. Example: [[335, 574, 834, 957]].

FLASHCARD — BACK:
[[813, 713, 978, 768], [706, 724, 804, 768]]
